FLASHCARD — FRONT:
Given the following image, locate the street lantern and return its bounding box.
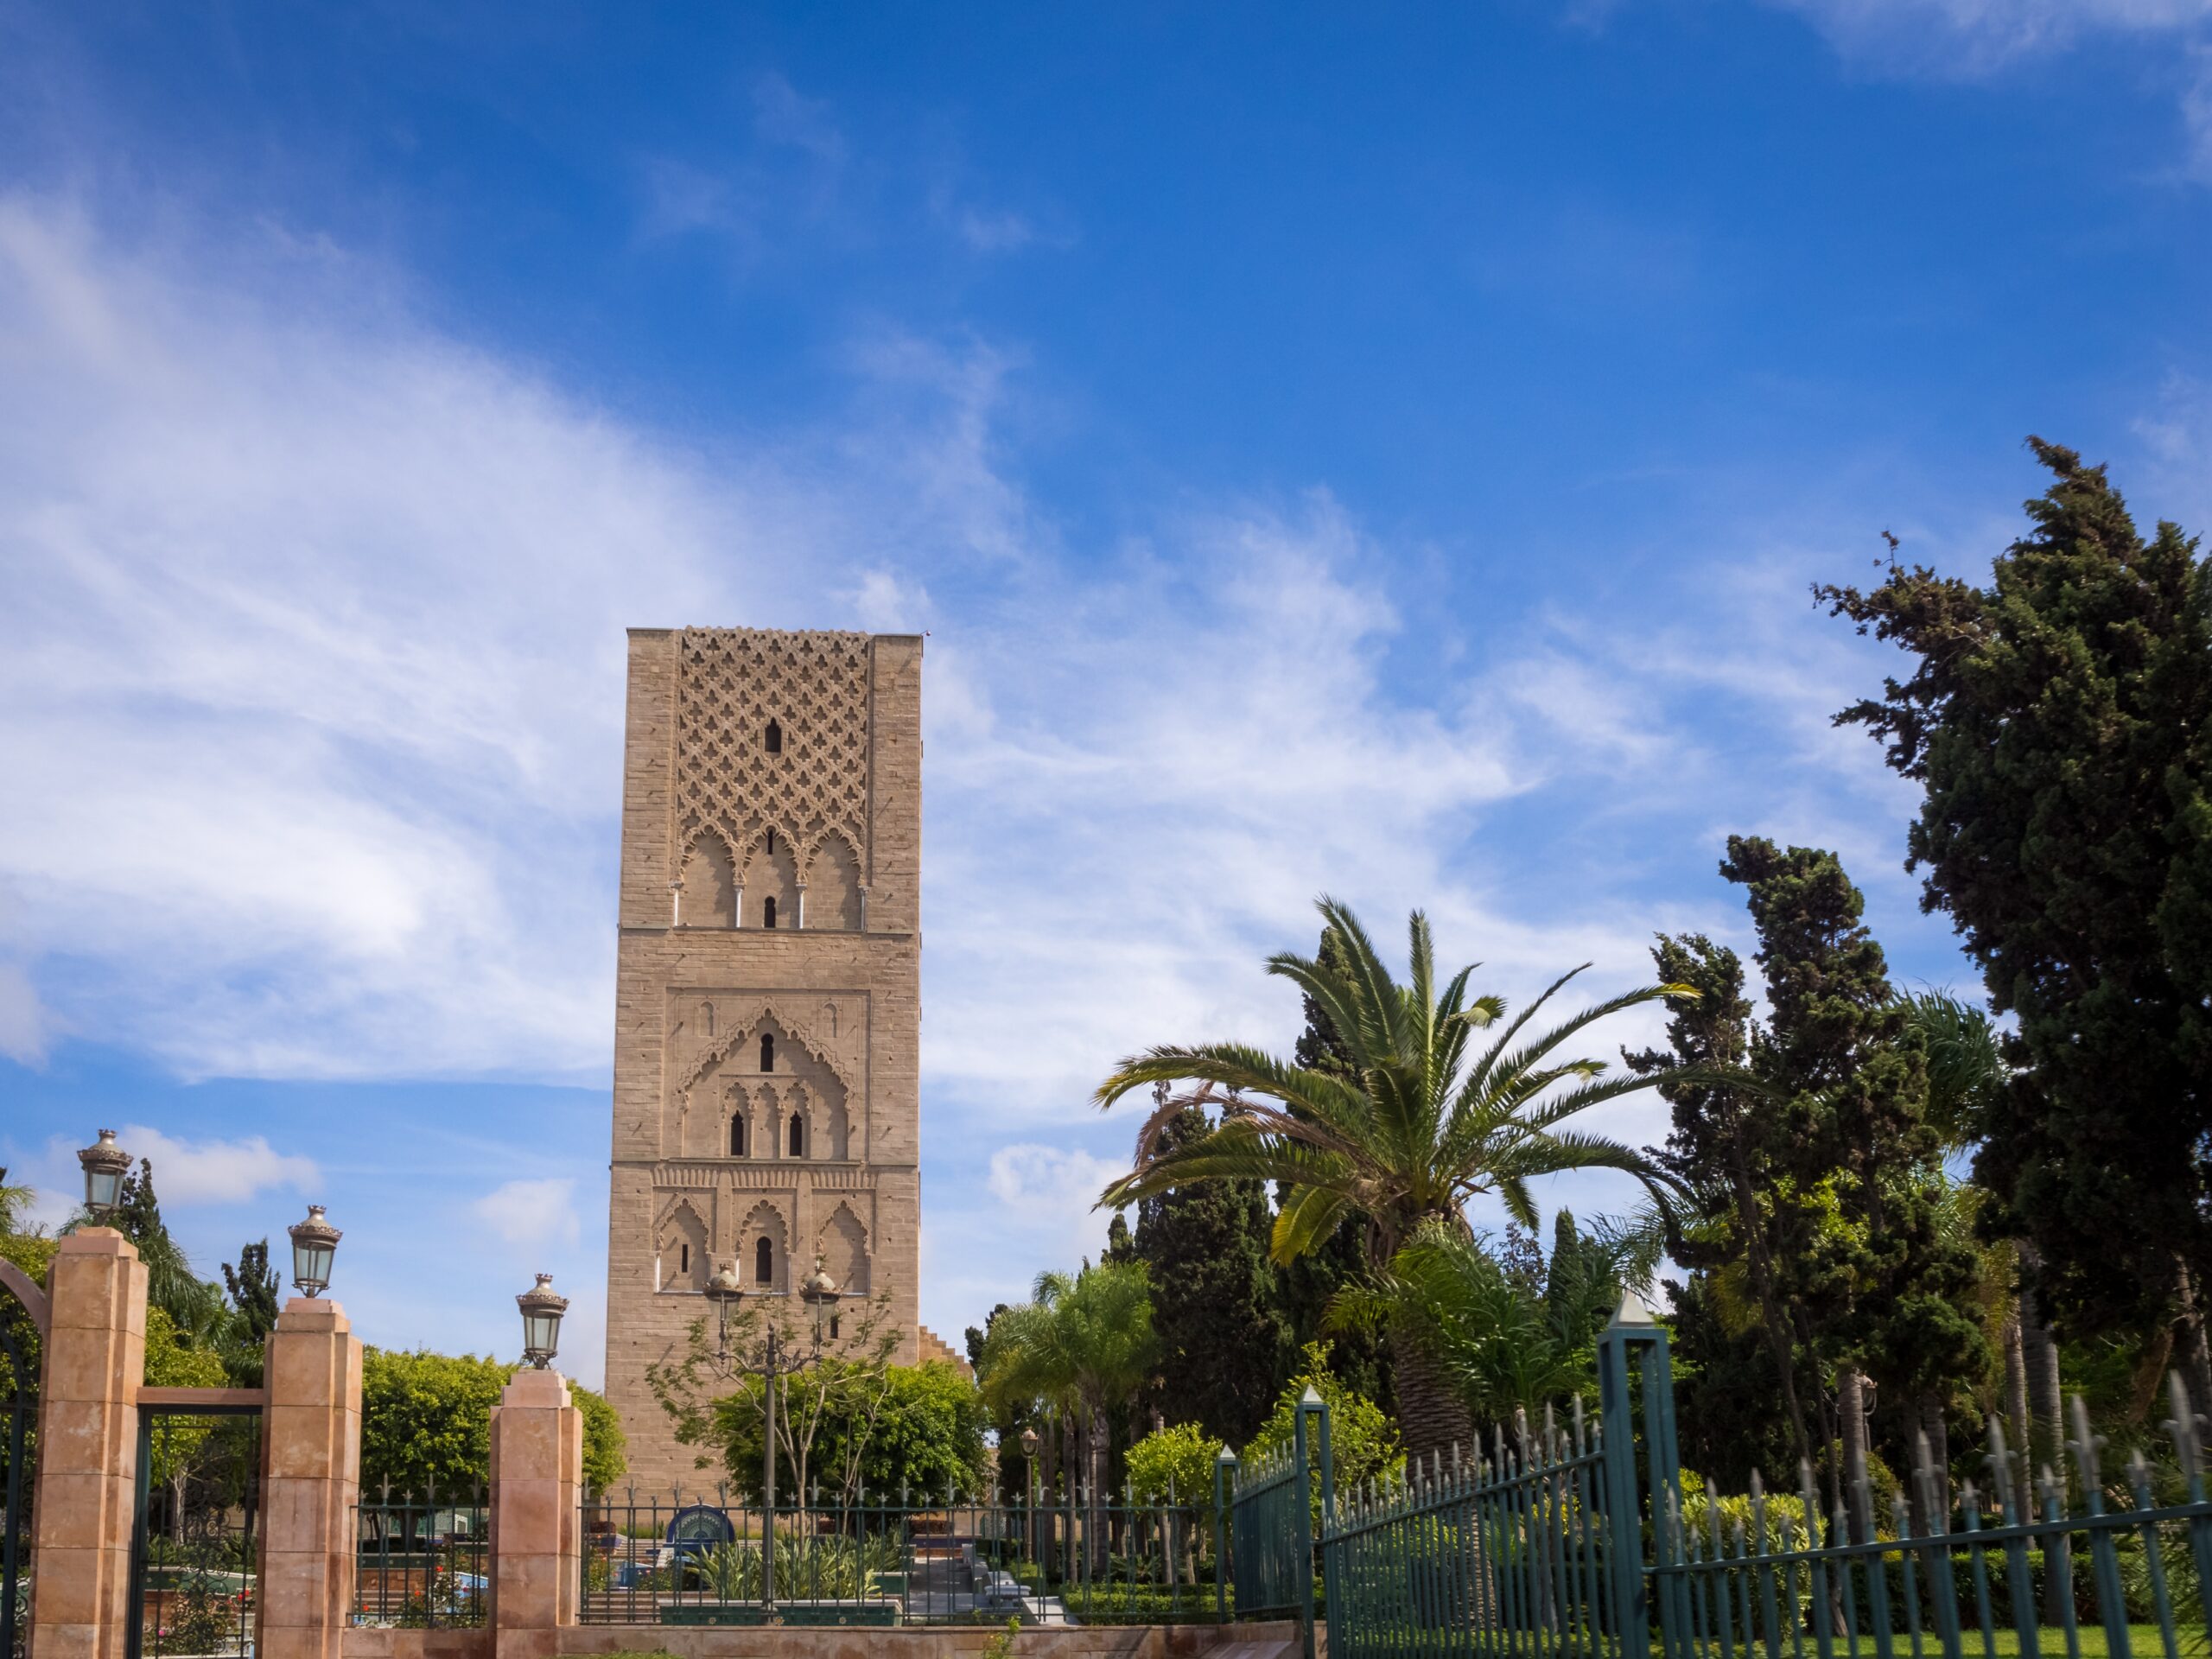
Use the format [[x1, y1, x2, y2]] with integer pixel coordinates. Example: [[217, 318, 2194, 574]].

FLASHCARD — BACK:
[[798, 1253, 842, 1340], [1020, 1426, 1039, 1459], [287, 1205, 341, 1298], [704, 1262, 746, 1361], [517, 1274, 569, 1370], [78, 1129, 129, 1221]]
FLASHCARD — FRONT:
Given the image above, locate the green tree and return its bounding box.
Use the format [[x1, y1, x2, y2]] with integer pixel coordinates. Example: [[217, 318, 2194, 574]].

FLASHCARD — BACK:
[[1124, 1090, 1291, 1448], [1244, 1342, 1402, 1499], [359, 1349, 626, 1497], [977, 1260, 1159, 1567], [1096, 897, 1691, 1459], [1821, 441, 2212, 1378], [714, 1360, 986, 1503], [1334, 1210, 1659, 1427], [1275, 927, 1395, 1413], [1125, 1420, 1224, 1505], [1629, 840, 1988, 1516]]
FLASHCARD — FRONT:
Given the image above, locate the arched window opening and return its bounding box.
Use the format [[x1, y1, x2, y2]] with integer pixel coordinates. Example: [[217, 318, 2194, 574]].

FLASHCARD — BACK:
[[788, 1113, 804, 1157], [829, 1316, 841, 1340], [766, 829, 776, 854], [730, 1116, 747, 1156], [754, 1236, 773, 1284], [765, 720, 782, 754], [763, 895, 778, 929], [760, 1033, 775, 1071]]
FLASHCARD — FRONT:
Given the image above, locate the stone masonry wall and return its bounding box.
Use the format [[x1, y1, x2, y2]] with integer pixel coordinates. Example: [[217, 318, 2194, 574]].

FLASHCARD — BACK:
[[605, 629, 925, 1493]]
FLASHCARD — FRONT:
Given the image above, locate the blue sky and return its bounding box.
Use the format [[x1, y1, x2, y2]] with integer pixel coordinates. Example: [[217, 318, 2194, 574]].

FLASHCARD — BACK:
[[5, 1, 2212, 1384]]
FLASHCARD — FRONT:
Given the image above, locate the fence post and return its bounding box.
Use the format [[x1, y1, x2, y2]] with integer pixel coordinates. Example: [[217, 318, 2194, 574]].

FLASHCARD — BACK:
[[260, 1296, 365, 1659], [28, 1229, 148, 1659], [1596, 1288, 1670, 1659], [1215, 1449, 1236, 1623], [488, 1369, 585, 1657]]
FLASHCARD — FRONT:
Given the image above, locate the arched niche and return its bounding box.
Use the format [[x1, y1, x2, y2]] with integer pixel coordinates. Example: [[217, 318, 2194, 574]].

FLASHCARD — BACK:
[[681, 831, 737, 927], [657, 1202, 709, 1293], [741, 831, 799, 929], [809, 832, 864, 931], [817, 1204, 870, 1296]]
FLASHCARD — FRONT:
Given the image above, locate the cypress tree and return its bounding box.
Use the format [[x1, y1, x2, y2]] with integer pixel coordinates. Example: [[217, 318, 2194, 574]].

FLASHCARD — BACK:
[[1632, 839, 1986, 1499], [1824, 441, 2212, 1374], [1273, 925, 1395, 1414], [1128, 1100, 1292, 1447]]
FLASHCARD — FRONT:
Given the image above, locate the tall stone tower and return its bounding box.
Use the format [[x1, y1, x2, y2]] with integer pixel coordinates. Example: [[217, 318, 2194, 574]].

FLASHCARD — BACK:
[[604, 627, 931, 1490]]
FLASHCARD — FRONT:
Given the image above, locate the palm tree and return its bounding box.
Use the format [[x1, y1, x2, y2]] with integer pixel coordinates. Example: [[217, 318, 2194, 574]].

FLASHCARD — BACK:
[[977, 1260, 1159, 1569], [1334, 1209, 1664, 1426], [1095, 897, 1694, 1459]]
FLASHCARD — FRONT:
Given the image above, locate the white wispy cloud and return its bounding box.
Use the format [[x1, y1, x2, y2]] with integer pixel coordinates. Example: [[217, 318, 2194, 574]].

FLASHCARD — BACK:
[[1764, 0, 2212, 69], [473, 1177, 582, 1253], [104, 1124, 320, 1206]]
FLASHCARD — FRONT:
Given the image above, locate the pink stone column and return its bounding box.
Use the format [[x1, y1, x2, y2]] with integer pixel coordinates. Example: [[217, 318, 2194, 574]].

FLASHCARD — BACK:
[[29, 1229, 149, 1659], [488, 1370, 584, 1659], [259, 1297, 365, 1659]]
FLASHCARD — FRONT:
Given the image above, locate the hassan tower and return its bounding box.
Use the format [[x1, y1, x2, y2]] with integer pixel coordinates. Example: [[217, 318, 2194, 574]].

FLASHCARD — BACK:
[[603, 627, 961, 1488]]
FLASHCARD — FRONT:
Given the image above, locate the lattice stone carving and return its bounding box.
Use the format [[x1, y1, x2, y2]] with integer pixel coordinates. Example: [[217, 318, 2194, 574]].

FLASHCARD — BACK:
[[674, 629, 871, 878]]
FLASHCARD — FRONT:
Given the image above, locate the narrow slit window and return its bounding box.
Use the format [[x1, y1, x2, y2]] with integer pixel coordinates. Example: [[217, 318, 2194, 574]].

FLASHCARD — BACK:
[[789, 1113, 804, 1157], [680, 1243, 690, 1274], [760, 1033, 774, 1071], [754, 1236, 772, 1284], [763, 896, 778, 929], [765, 720, 782, 754], [829, 1316, 841, 1340], [766, 829, 776, 854], [730, 1116, 747, 1156]]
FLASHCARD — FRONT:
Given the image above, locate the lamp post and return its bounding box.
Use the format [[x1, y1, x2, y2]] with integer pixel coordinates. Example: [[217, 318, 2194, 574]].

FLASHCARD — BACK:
[[77, 1129, 130, 1223], [518, 1274, 568, 1369], [286, 1205, 341, 1298], [1020, 1426, 1040, 1568], [702, 1252, 843, 1612]]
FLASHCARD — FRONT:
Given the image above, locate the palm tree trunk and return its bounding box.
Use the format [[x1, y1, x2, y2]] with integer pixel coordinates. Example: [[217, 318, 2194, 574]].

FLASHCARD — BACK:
[[1839, 1370, 1872, 1544], [2176, 1256, 2212, 1416], [2002, 1310, 2030, 1472], [1916, 1391, 1951, 1533], [1089, 1403, 1109, 1572], [1389, 1324, 1473, 1463]]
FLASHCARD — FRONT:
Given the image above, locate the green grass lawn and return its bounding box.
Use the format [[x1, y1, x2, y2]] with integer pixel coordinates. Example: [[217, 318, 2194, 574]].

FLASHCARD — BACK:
[[1928, 1628, 2190, 1658]]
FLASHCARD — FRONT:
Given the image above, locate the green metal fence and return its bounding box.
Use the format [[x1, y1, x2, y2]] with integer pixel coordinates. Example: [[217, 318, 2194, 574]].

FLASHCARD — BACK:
[[1220, 1384, 1333, 1658], [578, 1482, 1224, 1626], [1283, 1299, 2212, 1659], [352, 1481, 489, 1628], [1325, 1400, 1618, 1659]]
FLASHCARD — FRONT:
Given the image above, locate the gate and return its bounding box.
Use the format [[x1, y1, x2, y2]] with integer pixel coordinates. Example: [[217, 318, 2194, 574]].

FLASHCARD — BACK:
[[1222, 1385, 1333, 1659], [126, 1403, 264, 1659]]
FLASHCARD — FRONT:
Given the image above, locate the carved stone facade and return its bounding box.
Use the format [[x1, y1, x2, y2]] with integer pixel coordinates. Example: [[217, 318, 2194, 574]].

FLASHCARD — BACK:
[[605, 628, 925, 1490]]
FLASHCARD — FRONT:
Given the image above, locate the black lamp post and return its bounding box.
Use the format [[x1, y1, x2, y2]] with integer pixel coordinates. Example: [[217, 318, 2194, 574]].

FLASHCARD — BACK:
[[702, 1251, 843, 1611], [78, 1129, 129, 1223], [287, 1205, 341, 1298], [518, 1274, 569, 1369]]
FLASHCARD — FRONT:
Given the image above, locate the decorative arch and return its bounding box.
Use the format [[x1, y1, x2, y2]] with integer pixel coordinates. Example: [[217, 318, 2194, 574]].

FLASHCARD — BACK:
[[737, 1200, 789, 1291], [677, 1001, 857, 1096], [679, 830, 737, 927], [655, 1198, 710, 1293], [739, 828, 799, 931], [804, 830, 864, 931], [817, 1204, 870, 1297]]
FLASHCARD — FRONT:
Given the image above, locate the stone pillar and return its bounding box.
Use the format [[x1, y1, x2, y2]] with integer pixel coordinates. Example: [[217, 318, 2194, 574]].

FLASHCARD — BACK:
[[488, 1370, 584, 1658], [29, 1229, 149, 1659], [259, 1298, 364, 1659]]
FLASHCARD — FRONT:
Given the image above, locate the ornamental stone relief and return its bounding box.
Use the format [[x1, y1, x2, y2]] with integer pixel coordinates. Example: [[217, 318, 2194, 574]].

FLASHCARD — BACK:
[[672, 628, 871, 880]]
